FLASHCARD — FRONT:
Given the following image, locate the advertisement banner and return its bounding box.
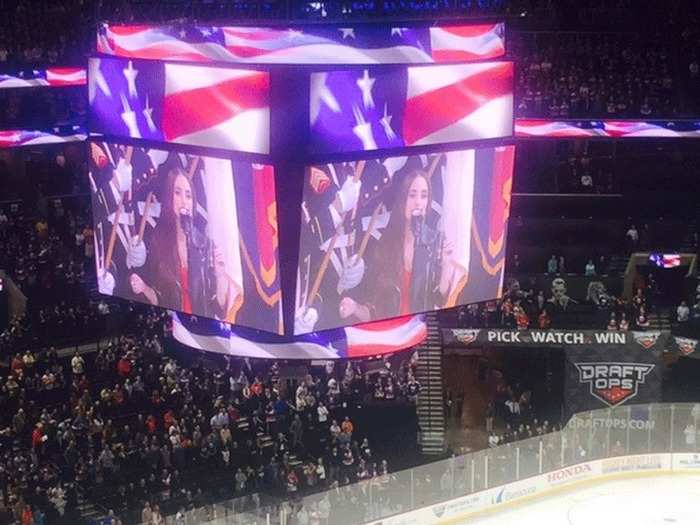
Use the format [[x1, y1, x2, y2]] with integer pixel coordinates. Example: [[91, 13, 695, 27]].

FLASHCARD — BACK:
[[362, 451, 691, 525], [442, 328, 700, 360], [443, 328, 671, 348], [600, 454, 669, 474], [566, 416, 656, 431], [488, 480, 538, 504], [545, 463, 598, 487], [672, 336, 698, 357], [672, 453, 700, 470], [565, 341, 663, 416]]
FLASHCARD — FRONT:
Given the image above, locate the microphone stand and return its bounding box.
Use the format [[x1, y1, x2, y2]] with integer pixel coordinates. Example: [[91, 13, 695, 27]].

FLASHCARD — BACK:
[[181, 213, 211, 316], [411, 214, 432, 312]]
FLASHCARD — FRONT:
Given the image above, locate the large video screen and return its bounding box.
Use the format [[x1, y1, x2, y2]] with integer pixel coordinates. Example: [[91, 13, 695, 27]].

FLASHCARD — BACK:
[[89, 141, 282, 333], [89, 57, 270, 154], [515, 119, 700, 138], [97, 23, 506, 65], [310, 61, 513, 154], [1, 128, 86, 149], [1, 68, 86, 88], [294, 145, 514, 334]]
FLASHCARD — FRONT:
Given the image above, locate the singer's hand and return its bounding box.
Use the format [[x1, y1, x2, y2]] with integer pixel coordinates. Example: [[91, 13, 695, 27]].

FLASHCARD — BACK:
[[130, 273, 158, 305], [98, 270, 115, 295], [113, 158, 133, 193], [90, 143, 108, 169], [338, 256, 365, 293], [126, 236, 147, 269], [213, 244, 226, 279], [130, 273, 147, 295], [439, 240, 457, 298], [339, 297, 359, 319], [442, 240, 455, 266]]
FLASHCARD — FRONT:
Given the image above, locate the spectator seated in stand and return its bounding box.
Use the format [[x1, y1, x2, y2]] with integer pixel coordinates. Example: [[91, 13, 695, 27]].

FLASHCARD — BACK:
[[512, 31, 679, 118], [0, 294, 420, 524]]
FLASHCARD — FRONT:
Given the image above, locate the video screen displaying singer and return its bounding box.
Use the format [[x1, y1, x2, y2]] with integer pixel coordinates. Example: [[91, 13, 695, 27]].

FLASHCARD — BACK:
[[89, 141, 282, 333], [295, 146, 514, 334]]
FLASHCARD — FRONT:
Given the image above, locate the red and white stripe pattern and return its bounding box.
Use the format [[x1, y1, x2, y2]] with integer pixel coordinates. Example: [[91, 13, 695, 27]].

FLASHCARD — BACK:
[[650, 253, 681, 268], [403, 61, 513, 146], [604, 121, 700, 138], [515, 120, 605, 137], [99, 25, 232, 62], [220, 26, 432, 64], [661, 254, 681, 268], [0, 75, 45, 88], [45, 67, 87, 86], [171, 313, 426, 359], [515, 119, 700, 138], [162, 64, 270, 154], [0, 130, 86, 148], [430, 24, 505, 62], [441, 149, 476, 305], [345, 315, 428, 358], [0, 131, 24, 147], [0, 68, 86, 89], [98, 23, 505, 65]]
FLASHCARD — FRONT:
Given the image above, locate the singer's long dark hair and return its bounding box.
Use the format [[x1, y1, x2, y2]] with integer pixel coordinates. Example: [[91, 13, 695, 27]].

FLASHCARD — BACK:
[[149, 167, 198, 302], [369, 169, 432, 310]]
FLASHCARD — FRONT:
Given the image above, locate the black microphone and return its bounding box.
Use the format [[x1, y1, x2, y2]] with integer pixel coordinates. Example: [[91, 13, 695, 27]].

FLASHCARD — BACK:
[[411, 210, 425, 245], [180, 208, 205, 250], [179, 208, 193, 238]]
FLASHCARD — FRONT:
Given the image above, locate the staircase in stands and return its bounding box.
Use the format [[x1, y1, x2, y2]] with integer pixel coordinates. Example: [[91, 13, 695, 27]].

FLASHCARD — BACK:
[[648, 309, 672, 331], [608, 254, 629, 276], [414, 311, 446, 455]]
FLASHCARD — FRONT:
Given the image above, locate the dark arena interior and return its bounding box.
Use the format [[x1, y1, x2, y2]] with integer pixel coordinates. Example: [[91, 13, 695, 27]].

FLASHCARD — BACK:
[[1, 1, 700, 524]]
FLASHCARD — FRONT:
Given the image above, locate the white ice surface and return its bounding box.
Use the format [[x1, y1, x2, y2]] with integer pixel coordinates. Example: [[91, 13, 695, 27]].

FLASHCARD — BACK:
[[458, 474, 700, 525]]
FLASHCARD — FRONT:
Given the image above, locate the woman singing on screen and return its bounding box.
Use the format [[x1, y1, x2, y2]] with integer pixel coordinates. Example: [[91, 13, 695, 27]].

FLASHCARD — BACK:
[[338, 170, 455, 323], [128, 167, 239, 317]]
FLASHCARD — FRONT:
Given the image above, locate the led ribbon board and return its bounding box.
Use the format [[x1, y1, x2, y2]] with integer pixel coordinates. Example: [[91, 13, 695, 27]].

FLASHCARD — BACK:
[[0, 68, 86, 88], [97, 23, 505, 64], [516, 119, 700, 138]]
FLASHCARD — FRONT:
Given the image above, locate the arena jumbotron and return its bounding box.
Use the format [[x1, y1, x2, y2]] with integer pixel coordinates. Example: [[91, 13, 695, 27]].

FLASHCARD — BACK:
[[1, 1, 700, 524]]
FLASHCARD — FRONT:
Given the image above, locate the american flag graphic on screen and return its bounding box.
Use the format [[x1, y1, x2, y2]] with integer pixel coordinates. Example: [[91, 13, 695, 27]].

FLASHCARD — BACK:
[[162, 64, 269, 152], [172, 312, 426, 360], [516, 119, 700, 138], [0, 68, 86, 89], [89, 57, 269, 153], [0, 128, 87, 148], [604, 121, 700, 138], [310, 61, 513, 153], [649, 253, 681, 269], [515, 120, 608, 137], [97, 23, 505, 65]]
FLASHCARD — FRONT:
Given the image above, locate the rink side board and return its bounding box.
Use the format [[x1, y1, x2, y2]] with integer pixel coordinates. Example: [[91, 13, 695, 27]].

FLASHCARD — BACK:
[[363, 453, 700, 525]]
